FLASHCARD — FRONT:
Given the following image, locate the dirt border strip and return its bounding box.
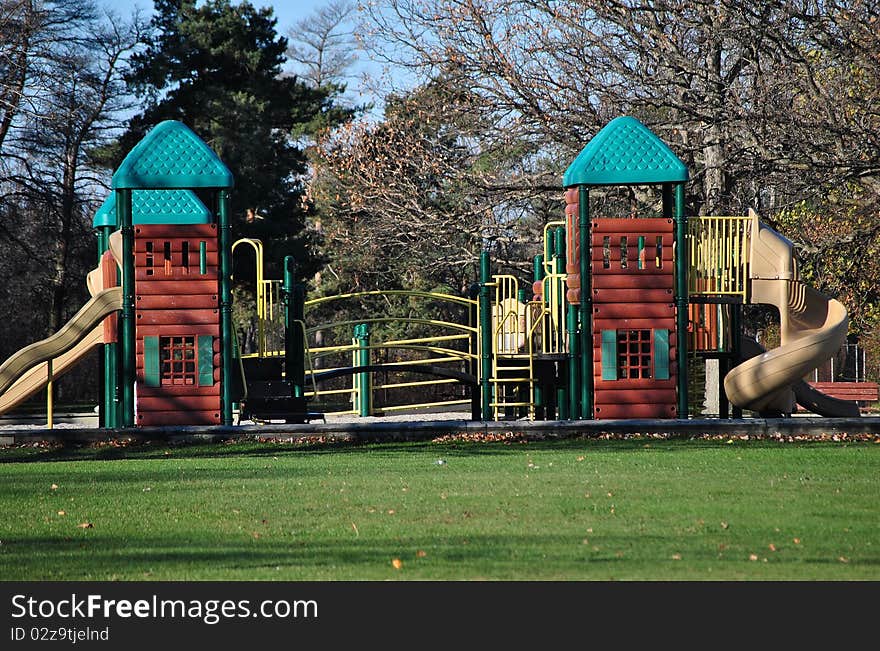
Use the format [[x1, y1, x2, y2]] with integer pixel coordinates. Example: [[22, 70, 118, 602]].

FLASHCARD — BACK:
[[1, 417, 879, 446]]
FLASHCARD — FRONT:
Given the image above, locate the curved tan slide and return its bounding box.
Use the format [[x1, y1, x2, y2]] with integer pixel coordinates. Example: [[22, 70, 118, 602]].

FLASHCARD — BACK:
[[0, 231, 122, 415], [723, 212, 858, 416], [733, 337, 860, 417]]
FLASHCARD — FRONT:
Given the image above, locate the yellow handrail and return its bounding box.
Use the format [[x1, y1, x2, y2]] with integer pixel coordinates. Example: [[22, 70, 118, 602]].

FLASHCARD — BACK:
[[231, 238, 267, 357], [305, 289, 476, 308], [542, 220, 566, 276]]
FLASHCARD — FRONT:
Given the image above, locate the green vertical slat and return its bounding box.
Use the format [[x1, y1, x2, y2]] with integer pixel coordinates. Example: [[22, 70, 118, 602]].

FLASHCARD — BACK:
[[198, 335, 214, 386], [601, 330, 617, 381], [655, 329, 670, 380], [199, 241, 207, 274], [144, 336, 160, 388]]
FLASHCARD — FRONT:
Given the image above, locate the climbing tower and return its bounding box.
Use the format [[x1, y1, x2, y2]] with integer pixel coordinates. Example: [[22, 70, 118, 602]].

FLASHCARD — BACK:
[[108, 120, 235, 426], [562, 116, 689, 419]]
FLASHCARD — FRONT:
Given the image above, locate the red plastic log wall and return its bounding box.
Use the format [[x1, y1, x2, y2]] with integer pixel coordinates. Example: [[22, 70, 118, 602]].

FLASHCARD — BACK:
[[591, 218, 677, 419], [134, 224, 221, 426]]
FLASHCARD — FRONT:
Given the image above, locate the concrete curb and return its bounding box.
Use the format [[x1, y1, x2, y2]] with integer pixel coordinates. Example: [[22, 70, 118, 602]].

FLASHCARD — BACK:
[[1, 417, 879, 445]]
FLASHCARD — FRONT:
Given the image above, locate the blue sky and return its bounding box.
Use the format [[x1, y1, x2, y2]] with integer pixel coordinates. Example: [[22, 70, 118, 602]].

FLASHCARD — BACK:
[[114, 0, 393, 111], [117, 0, 327, 31]]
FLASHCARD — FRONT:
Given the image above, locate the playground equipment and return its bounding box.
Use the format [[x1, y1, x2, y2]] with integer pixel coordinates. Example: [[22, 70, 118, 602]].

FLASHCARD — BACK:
[[236, 116, 862, 420], [0, 121, 236, 427], [722, 213, 859, 416], [0, 116, 867, 426]]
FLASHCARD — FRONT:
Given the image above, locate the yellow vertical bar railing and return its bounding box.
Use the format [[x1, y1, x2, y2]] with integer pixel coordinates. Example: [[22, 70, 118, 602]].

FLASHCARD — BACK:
[[687, 216, 751, 301]]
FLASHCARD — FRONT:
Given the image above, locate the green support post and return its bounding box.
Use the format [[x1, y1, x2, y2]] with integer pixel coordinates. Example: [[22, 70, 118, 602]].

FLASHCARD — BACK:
[[567, 304, 579, 419], [283, 256, 305, 398], [218, 190, 234, 425], [117, 189, 135, 427], [578, 185, 592, 419], [544, 229, 554, 274], [479, 251, 492, 420], [554, 226, 568, 420], [674, 183, 689, 419], [354, 323, 371, 417], [533, 254, 544, 291], [95, 227, 119, 428]]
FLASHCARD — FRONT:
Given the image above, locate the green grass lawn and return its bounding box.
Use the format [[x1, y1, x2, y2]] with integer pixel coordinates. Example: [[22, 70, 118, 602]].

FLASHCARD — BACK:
[[0, 437, 877, 580]]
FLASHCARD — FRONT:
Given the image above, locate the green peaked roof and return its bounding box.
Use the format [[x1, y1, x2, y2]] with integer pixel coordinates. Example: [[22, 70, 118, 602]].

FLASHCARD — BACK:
[[563, 116, 688, 187], [111, 120, 233, 190], [93, 189, 213, 228]]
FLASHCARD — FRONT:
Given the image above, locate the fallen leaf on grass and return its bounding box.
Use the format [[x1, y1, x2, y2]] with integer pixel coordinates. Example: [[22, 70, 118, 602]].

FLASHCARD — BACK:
[[793, 538, 801, 544], [768, 544, 777, 552], [387, 509, 395, 515], [391, 558, 403, 570], [839, 556, 849, 564], [252, 532, 261, 539], [671, 554, 682, 560], [50, 484, 58, 490], [416, 550, 427, 558], [720, 521, 729, 530], [57, 511, 65, 516], [576, 456, 585, 462], [77, 522, 93, 529], [749, 554, 758, 561], [351, 522, 359, 537]]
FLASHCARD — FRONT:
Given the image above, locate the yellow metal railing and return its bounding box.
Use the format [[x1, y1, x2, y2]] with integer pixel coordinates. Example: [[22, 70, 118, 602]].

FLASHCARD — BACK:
[[232, 238, 286, 358], [487, 275, 535, 419], [303, 290, 478, 415], [535, 273, 567, 355], [687, 216, 751, 300], [542, 220, 566, 277]]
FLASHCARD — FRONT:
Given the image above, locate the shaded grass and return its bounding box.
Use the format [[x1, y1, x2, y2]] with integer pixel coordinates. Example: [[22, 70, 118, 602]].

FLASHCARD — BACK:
[[0, 438, 877, 580]]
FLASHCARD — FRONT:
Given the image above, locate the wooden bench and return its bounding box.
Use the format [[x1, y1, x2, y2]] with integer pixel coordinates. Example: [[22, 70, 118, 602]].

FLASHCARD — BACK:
[[807, 381, 879, 406]]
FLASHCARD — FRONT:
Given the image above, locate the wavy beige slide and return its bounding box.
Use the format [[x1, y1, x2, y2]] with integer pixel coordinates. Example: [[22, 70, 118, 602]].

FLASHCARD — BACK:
[[0, 232, 122, 415], [723, 211, 858, 416], [735, 337, 860, 417]]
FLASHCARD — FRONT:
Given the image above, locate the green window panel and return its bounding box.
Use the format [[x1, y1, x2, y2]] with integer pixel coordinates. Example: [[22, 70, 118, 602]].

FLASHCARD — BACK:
[[198, 335, 214, 386], [654, 329, 670, 380], [601, 330, 618, 380], [144, 335, 160, 387]]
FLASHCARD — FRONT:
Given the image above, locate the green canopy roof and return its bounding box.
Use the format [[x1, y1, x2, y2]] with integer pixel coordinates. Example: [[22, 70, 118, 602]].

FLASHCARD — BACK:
[[563, 116, 688, 187], [93, 189, 213, 228], [111, 120, 233, 190]]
